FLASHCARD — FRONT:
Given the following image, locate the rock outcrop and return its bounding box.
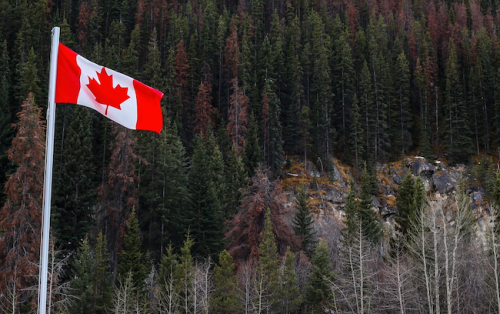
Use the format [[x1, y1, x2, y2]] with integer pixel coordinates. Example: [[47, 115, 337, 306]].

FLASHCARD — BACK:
[[283, 156, 490, 241]]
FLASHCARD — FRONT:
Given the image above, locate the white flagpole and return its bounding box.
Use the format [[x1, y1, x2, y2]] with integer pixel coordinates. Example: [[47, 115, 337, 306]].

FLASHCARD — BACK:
[[38, 26, 59, 314]]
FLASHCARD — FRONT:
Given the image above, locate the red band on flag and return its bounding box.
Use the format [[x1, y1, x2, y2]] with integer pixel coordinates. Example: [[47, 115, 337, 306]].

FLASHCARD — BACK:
[[55, 43, 80, 104], [134, 80, 164, 134]]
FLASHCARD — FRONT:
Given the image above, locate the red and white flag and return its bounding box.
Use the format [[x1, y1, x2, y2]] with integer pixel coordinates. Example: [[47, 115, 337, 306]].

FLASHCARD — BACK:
[[55, 43, 163, 133]]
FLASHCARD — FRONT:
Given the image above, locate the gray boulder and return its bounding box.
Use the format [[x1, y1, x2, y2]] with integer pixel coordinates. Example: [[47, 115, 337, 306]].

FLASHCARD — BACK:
[[433, 171, 458, 194], [411, 159, 434, 178]]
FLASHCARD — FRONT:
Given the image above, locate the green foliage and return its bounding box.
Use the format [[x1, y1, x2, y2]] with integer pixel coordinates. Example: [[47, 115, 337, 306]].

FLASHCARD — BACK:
[[53, 106, 96, 255], [94, 232, 113, 314], [244, 112, 262, 175], [444, 42, 473, 164], [279, 247, 302, 313], [70, 237, 96, 314], [344, 181, 358, 238], [306, 240, 335, 311], [186, 135, 224, 256], [174, 233, 195, 313], [357, 166, 383, 243], [118, 208, 148, 290], [17, 47, 41, 103], [256, 208, 281, 311], [347, 93, 364, 171], [292, 185, 316, 256], [395, 174, 426, 236], [211, 250, 239, 313]]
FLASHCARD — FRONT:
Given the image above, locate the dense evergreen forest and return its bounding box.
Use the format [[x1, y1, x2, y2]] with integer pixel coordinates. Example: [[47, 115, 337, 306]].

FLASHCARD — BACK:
[[5, 0, 500, 312]]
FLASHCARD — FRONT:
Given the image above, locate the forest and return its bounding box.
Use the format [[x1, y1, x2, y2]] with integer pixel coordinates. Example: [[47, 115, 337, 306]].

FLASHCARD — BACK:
[[3, 0, 500, 312]]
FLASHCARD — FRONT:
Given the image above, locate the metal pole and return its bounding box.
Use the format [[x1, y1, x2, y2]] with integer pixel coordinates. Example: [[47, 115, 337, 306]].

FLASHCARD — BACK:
[[38, 26, 59, 314]]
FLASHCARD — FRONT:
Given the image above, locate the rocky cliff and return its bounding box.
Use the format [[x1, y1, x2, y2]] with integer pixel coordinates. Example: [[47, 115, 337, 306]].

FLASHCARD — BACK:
[[282, 156, 494, 242]]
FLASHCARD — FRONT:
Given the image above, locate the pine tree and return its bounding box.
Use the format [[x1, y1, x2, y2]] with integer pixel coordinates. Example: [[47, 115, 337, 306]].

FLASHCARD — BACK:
[[0, 94, 45, 307], [292, 185, 316, 256], [211, 250, 239, 313], [306, 240, 335, 312]]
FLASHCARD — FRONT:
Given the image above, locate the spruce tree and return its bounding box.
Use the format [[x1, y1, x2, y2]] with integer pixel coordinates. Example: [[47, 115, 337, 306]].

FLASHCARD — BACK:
[[70, 237, 96, 314], [174, 234, 195, 314], [358, 166, 383, 243], [212, 250, 239, 313], [306, 240, 335, 312], [186, 135, 223, 256], [256, 208, 281, 312], [93, 233, 112, 314], [118, 208, 148, 291], [344, 180, 359, 238], [279, 247, 302, 313], [395, 174, 416, 236], [292, 185, 316, 256]]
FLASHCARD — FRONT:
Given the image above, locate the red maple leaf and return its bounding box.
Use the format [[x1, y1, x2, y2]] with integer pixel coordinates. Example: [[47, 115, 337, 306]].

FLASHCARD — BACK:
[[87, 67, 130, 115]]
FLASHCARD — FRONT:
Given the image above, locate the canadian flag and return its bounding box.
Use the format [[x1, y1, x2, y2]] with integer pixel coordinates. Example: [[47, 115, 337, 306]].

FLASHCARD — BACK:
[[55, 43, 163, 133]]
